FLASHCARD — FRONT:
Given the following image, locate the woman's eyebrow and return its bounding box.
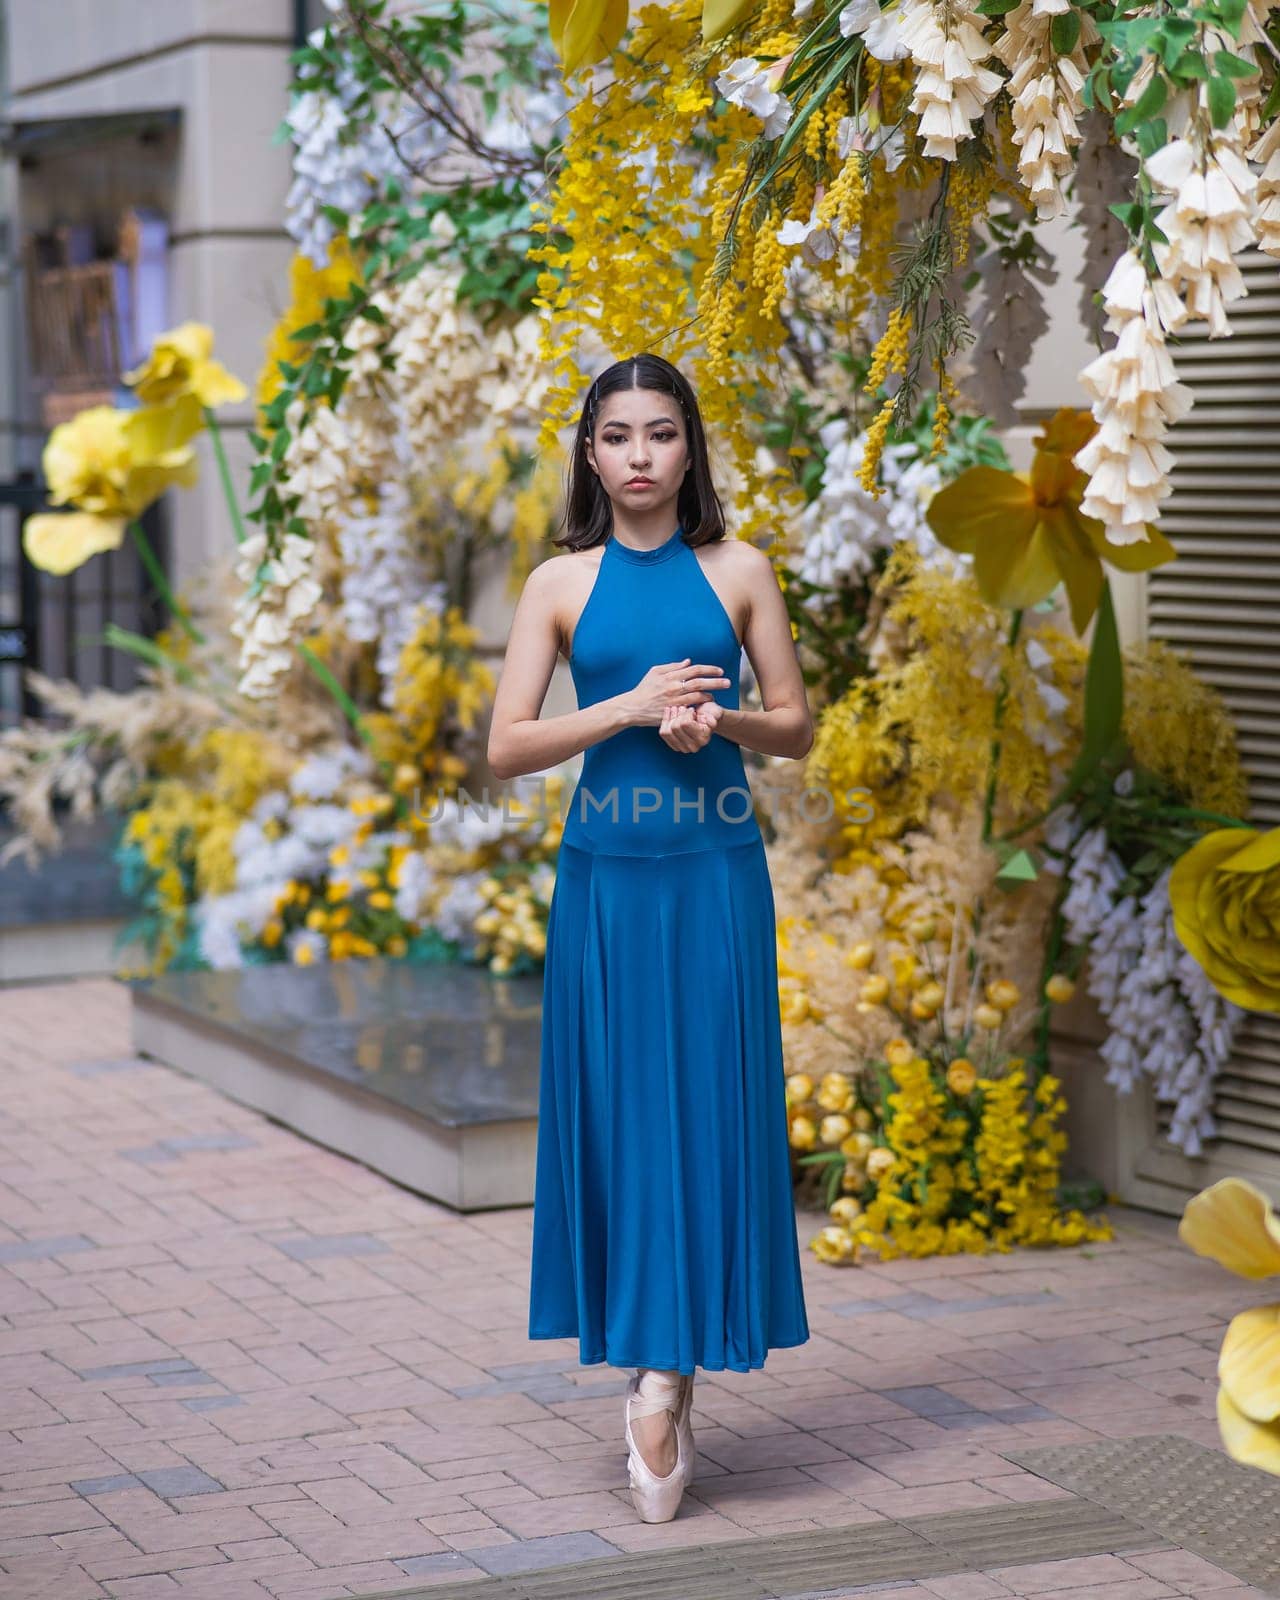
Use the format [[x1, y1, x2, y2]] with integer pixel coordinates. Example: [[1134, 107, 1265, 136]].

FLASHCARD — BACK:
[[600, 415, 678, 428]]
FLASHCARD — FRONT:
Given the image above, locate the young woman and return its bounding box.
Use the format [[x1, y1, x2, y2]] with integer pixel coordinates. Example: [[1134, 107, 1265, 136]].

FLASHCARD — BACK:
[[487, 352, 812, 1522]]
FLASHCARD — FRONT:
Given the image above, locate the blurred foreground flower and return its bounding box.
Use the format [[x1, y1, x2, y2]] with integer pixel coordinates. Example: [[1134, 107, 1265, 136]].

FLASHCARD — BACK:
[[1180, 1177, 1280, 1475], [123, 321, 248, 409], [24, 398, 201, 575]]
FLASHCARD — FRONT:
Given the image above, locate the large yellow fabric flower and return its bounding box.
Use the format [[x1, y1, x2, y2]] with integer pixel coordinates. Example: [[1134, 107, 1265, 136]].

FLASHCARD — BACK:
[[25, 397, 202, 574], [1180, 1177, 1280, 1475], [545, 0, 628, 73], [1170, 825, 1280, 1012], [124, 321, 247, 409], [925, 408, 1177, 633]]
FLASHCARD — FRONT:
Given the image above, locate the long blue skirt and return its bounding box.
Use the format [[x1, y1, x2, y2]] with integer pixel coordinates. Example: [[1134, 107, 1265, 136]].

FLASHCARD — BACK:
[[527, 833, 811, 1374]]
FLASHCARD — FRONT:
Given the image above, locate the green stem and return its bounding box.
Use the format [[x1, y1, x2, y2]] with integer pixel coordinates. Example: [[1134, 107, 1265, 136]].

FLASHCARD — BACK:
[[981, 608, 1024, 848], [203, 408, 247, 545], [968, 608, 1025, 998], [129, 522, 204, 645]]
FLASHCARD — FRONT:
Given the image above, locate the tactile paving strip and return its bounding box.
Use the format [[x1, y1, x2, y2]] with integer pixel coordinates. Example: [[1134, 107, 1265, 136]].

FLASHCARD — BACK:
[[363, 1496, 1165, 1600], [1004, 1432, 1280, 1592]]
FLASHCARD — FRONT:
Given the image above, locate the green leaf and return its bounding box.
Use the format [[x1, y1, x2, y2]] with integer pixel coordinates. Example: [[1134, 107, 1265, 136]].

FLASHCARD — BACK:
[[995, 847, 1040, 888], [1207, 72, 1237, 127], [1116, 72, 1167, 134], [1053, 580, 1125, 802], [1050, 9, 1081, 53], [1214, 48, 1259, 80]]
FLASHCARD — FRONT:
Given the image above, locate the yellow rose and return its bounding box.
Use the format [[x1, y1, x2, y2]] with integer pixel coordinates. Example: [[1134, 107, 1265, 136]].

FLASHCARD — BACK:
[[810, 1224, 858, 1263], [845, 941, 876, 970], [785, 1073, 814, 1106], [1170, 825, 1280, 1012], [866, 1147, 896, 1182], [819, 1113, 852, 1146], [973, 1003, 1004, 1030], [1045, 973, 1076, 1003], [860, 974, 889, 1004], [840, 1130, 874, 1162], [788, 1114, 817, 1150], [885, 1037, 914, 1068], [986, 979, 1020, 1011], [946, 1058, 977, 1096], [830, 1196, 863, 1224]]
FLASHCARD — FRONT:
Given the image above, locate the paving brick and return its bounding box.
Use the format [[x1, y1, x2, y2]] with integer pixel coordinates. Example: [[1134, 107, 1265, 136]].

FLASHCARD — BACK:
[[0, 979, 1253, 1600]]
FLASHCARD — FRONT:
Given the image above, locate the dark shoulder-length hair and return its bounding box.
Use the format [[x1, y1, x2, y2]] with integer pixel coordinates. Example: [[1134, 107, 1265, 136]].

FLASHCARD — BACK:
[[553, 352, 727, 553]]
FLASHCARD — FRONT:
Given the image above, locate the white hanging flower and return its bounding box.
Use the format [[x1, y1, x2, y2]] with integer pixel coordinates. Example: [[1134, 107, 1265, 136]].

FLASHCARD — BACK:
[[714, 58, 794, 138], [839, 0, 882, 34], [1072, 248, 1192, 545], [992, 0, 1098, 220], [1145, 135, 1258, 338], [897, 0, 1003, 161], [1249, 119, 1280, 258], [863, 6, 911, 59]]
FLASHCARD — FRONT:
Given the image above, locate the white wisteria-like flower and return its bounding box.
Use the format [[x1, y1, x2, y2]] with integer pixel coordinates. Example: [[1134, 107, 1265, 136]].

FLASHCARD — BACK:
[[714, 58, 794, 138], [229, 529, 325, 701], [1064, 855, 1245, 1157], [793, 417, 957, 599], [897, 0, 1003, 161]]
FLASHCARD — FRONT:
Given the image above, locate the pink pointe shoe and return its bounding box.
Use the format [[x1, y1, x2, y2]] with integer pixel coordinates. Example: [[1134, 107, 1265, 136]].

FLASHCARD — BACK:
[[624, 1370, 687, 1522]]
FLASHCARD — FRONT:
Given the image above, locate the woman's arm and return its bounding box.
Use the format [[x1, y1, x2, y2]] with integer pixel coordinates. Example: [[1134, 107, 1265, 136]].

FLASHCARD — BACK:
[[713, 544, 813, 761], [486, 559, 634, 781]]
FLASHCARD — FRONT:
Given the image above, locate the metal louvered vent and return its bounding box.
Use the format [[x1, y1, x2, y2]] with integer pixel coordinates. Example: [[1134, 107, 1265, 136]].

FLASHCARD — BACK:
[[1152, 245, 1280, 825], [1145, 243, 1280, 1177]]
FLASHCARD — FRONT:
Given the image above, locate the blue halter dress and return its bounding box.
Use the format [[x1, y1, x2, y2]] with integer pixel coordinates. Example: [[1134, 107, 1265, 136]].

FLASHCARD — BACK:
[[527, 521, 810, 1374]]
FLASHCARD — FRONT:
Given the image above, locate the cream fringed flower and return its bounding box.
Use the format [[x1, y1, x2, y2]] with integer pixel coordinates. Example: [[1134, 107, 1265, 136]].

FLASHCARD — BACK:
[[1145, 134, 1258, 338], [992, 0, 1097, 220], [1250, 120, 1280, 257], [1073, 249, 1191, 545], [898, 0, 1003, 162]]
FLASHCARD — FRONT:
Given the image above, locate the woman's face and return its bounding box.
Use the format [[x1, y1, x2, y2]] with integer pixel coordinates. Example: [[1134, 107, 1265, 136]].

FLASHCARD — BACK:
[[584, 386, 692, 511]]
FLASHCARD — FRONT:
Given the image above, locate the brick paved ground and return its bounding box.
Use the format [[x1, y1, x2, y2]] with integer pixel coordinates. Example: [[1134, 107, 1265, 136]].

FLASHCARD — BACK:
[[0, 979, 1271, 1600]]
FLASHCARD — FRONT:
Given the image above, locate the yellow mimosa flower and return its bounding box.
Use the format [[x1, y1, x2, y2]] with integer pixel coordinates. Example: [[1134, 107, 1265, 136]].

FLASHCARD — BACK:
[[925, 408, 1177, 632], [124, 321, 247, 408]]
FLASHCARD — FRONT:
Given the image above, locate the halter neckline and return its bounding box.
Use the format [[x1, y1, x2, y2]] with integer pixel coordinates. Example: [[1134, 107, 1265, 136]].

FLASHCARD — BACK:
[[607, 523, 685, 565]]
